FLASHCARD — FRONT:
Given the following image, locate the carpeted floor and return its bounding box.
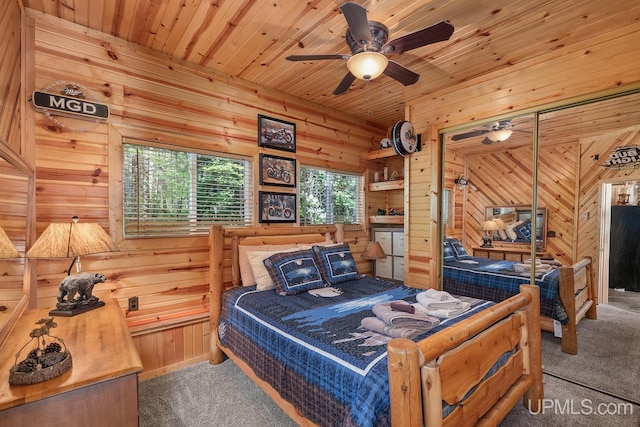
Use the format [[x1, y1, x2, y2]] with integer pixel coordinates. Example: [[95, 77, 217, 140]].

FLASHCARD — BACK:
[[607, 288, 640, 314], [139, 303, 640, 427], [541, 304, 640, 405], [139, 359, 296, 427]]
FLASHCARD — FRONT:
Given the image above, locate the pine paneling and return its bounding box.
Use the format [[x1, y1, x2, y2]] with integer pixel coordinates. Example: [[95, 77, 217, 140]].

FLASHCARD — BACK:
[[28, 12, 384, 375], [407, 21, 640, 288], [0, 1, 21, 154], [577, 124, 640, 301], [22, 0, 640, 128]]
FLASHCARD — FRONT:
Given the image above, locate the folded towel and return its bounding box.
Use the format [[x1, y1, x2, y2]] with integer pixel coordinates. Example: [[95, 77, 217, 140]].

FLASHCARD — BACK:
[[372, 301, 440, 331], [416, 290, 464, 310], [514, 263, 552, 273], [360, 316, 435, 339], [413, 302, 471, 319], [390, 301, 415, 313]]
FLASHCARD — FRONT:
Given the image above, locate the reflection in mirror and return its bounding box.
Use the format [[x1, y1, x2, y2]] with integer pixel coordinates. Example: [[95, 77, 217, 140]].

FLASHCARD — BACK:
[[484, 206, 547, 248], [442, 112, 536, 251], [0, 153, 30, 343]]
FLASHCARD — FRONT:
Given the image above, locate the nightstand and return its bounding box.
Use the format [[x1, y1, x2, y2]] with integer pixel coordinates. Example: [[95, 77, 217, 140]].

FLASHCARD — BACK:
[[0, 301, 142, 426]]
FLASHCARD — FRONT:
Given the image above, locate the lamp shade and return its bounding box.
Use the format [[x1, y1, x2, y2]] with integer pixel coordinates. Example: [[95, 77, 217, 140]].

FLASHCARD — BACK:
[[480, 219, 502, 232], [347, 52, 389, 80], [26, 219, 118, 259], [0, 226, 20, 258], [486, 129, 513, 143], [362, 241, 387, 260]]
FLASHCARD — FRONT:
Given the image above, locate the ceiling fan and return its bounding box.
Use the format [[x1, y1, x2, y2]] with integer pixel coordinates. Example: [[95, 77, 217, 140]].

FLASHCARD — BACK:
[[450, 120, 516, 145], [286, 2, 454, 95]]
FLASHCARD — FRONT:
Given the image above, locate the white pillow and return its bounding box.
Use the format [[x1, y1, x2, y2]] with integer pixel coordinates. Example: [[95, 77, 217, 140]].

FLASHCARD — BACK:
[[239, 243, 298, 286], [247, 248, 301, 291]]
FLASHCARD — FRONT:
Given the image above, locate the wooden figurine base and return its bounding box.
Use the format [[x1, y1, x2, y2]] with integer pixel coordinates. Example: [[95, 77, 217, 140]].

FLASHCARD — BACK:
[[49, 300, 105, 317]]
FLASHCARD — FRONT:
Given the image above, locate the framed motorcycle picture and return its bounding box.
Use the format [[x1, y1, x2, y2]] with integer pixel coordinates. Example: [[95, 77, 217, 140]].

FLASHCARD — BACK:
[[259, 154, 296, 187], [258, 114, 296, 153], [259, 191, 296, 223]]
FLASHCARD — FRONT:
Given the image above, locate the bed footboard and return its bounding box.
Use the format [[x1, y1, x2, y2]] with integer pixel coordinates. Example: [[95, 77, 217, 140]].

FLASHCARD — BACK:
[[387, 285, 543, 427], [556, 256, 597, 354], [539, 256, 597, 354]]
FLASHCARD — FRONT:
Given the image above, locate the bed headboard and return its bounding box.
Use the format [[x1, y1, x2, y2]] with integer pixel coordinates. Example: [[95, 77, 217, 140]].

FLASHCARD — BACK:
[[209, 224, 342, 362]]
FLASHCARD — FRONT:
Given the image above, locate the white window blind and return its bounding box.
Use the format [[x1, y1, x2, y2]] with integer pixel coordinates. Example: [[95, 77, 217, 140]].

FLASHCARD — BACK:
[[123, 143, 253, 237], [299, 166, 363, 225]]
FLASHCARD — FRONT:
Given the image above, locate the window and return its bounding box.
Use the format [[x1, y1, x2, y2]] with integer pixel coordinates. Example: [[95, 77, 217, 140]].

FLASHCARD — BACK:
[[443, 188, 453, 227], [299, 167, 363, 225], [123, 143, 252, 237]]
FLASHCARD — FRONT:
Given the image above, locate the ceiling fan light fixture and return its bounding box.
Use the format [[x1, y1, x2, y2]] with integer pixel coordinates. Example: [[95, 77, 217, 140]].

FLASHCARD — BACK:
[[347, 52, 388, 80], [486, 129, 513, 142]]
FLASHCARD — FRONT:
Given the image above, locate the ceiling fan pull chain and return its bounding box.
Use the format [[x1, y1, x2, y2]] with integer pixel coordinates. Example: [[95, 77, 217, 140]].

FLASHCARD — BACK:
[[366, 80, 372, 115]]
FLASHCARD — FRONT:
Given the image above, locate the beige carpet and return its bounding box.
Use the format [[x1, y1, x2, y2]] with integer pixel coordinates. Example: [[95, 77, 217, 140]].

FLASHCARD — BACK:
[[541, 304, 640, 404]]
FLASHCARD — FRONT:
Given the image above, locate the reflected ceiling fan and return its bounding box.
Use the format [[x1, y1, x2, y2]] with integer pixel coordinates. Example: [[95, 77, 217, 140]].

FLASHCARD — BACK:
[[450, 120, 516, 145], [286, 2, 454, 95]]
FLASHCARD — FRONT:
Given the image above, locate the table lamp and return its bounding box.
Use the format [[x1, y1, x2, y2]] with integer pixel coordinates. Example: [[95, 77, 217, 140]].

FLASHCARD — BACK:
[[479, 219, 503, 248], [26, 216, 118, 316], [363, 241, 387, 277], [0, 225, 20, 259]]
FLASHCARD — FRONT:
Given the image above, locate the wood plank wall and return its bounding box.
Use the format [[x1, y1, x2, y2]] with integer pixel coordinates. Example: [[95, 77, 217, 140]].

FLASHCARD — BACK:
[[0, 1, 22, 154], [453, 142, 577, 266], [406, 19, 640, 289], [577, 125, 640, 301], [27, 10, 385, 377]]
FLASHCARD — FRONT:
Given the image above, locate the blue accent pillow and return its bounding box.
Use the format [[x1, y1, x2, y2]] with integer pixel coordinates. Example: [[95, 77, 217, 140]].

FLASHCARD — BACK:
[[443, 241, 456, 262], [263, 249, 325, 295], [448, 239, 471, 260], [514, 220, 532, 241], [311, 243, 359, 285]]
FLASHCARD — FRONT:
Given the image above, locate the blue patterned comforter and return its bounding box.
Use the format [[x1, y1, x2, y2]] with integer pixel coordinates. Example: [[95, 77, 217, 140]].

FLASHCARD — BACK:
[[443, 257, 567, 322], [218, 276, 494, 427]]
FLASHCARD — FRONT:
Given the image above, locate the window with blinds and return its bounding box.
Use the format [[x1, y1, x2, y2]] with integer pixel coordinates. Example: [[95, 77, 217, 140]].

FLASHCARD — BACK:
[[123, 143, 253, 237], [299, 166, 363, 225]]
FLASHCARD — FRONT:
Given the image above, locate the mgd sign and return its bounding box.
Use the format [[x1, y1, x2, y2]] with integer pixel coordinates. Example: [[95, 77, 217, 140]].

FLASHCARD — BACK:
[[32, 91, 110, 120]]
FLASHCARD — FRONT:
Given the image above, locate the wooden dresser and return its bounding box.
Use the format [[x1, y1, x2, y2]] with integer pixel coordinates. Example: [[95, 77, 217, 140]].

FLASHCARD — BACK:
[[0, 300, 142, 427], [473, 246, 549, 262]]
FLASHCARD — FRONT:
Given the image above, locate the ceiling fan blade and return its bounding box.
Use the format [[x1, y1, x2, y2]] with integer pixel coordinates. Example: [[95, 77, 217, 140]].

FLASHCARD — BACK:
[[286, 54, 350, 61], [339, 2, 371, 46], [383, 21, 454, 54], [383, 60, 420, 86], [450, 129, 489, 141], [481, 137, 493, 145], [333, 72, 356, 95]]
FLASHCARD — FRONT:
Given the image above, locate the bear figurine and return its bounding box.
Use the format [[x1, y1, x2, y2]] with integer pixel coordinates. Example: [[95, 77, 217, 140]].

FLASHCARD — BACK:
[[56, 272, 107, 309]]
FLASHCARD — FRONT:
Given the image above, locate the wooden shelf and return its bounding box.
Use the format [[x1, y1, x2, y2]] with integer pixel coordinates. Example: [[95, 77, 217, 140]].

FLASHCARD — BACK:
[[367, 147, 397, 160], [369, 215, 404, 224], [369, 179, 404, 192]]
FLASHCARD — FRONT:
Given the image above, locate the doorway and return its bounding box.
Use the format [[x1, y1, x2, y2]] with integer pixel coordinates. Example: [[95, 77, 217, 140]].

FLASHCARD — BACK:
[[599, 178, 640, 305]]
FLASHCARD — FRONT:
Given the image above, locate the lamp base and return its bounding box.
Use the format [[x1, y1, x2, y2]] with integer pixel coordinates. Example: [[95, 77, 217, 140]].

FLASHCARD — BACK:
[[49, 300, 105, 317], [480, 236, 494, 248]]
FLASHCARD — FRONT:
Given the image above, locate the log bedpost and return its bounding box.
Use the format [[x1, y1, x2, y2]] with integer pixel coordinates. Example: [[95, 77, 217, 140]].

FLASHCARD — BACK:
[[387, 338, 423, 427], [520, 284, 543, 412], [209, 225, 225, 364]]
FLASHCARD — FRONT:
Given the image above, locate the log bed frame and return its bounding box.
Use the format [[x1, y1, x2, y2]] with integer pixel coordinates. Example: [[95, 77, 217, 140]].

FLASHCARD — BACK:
[[544, 257, 597, 355], [209, 225, 543, 426]]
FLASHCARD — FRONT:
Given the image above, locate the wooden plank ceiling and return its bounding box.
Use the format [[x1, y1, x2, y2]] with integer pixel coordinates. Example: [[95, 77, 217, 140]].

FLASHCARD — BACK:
[[445, 91, 640, 155], [23, 0, 640, 130]]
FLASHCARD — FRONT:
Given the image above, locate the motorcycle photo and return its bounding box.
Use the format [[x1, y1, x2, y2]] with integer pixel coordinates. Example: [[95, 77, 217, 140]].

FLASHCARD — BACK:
[[258, 115, 296, 153], [259, 192, 296, 223]]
